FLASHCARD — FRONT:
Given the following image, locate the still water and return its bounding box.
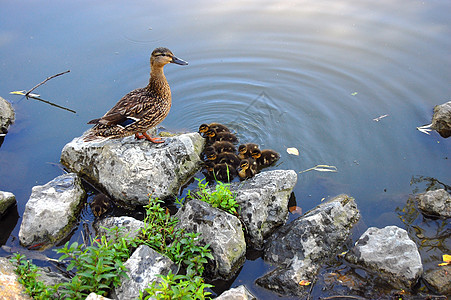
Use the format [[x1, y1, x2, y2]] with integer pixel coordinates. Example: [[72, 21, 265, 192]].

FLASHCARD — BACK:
[[0, 0, 450, 297]]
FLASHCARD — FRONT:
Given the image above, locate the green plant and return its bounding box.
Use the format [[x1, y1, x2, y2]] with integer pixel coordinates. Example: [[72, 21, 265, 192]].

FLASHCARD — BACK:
[[186, 178, 239, 215], [11, 253, 56, 299], [140, 271, 212, 300], [55, 232, 132, 298]]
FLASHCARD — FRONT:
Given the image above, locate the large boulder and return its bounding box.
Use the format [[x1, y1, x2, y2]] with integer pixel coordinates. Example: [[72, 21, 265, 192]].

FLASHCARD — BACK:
[[0, 96, 15, 136], [345, 226, 423, 291], [18, 173, 85, 249], [431, 101, 451, 138], [175, 199, 246, 280], [256, 194, 360, 297], [229, 169, 297, 248], [0, 191, 16, 215], [0, 257, 31, 300], [61, 132, 204, 206], [416, 189, 451, 218], [111, 245, 178, 300]]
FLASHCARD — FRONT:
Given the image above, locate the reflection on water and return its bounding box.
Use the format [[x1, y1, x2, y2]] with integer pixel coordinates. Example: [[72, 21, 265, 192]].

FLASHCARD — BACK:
[[0, 0, 450, 297]]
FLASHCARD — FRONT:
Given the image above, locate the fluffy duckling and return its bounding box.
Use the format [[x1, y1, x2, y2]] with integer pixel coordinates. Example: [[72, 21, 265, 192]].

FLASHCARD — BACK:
[[251, 149, 280, 167], [238, 143, 260, 159], [205, 128, 238, 144], [90, 193, 111, 217], [199, 123, 230, 136], [204, 141, 236, 155], [213, 163, 237, 182], [216, 152, 241, 168], [237, 158, 258, 180]]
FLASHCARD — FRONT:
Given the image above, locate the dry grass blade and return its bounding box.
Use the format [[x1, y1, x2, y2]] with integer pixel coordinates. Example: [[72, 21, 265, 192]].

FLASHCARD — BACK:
[[299, 164, 338, 174]]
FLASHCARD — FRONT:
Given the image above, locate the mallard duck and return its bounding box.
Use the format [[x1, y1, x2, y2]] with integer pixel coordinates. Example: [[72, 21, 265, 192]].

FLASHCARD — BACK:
[[204, 141, 236, 155], [84, 47, 188, 143], [213, 163, 237, 182], [205, 129, 238, 144], [251, 149, 280, 167], [199, 123, 230, 136], [237, 158, 258, 180], [237, 143, 260, 159], [90, 193, 111, 217], [216, 152, 241, 168]]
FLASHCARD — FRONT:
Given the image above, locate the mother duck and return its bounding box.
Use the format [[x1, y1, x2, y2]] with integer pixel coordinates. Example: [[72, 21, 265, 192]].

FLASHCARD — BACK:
[[84, 47, 187, 143]]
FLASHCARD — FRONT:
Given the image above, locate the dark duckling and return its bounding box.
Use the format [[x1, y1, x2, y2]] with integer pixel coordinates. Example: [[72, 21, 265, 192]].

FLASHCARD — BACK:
[[238, 143, 260, 159], [216, 152, 241, 169], [205, 128, 238, 144], [237, 158, 258, 180], [90, 193, 111, 217], [251, 149, 280, 167], [84, 47, 188, 143], [204, 141, 236, 155], [199, 123, 230, 136], [213, 163, 237, 182]]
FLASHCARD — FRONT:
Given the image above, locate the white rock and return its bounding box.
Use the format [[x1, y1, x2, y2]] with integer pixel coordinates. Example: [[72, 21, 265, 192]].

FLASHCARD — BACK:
[[0, 191, 16, 215], [230, 169, 298, 248], [417, 189, 451, 218], [18, 173, 85, 248], [345, 225, 423, 290], [61, 132, 204, 206], [215, 285, 256, 300]]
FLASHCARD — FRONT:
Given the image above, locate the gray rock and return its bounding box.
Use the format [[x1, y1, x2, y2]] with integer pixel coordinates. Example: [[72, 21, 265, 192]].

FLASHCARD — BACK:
[[229, 169, 297, 249], [0, 191, 16, 215], [111, 245, 178, 300], [256, 194, 360, 297], [431, 101, 451, 138], [93, 216, 144, 242], [416, 189, 451, 218], [0, 96, 15, 135], [61, 132, 204, 206], [18, 173, 85, 248], [423, 265, 451, 295], [214, 285, 256, 300], [175, 199, 246, 280], [345, 226, 423, 290], [0, 257, 32, 299]]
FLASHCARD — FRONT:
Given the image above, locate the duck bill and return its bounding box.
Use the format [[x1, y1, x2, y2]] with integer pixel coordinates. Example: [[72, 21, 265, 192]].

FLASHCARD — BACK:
[[171, 56, 188, 65]]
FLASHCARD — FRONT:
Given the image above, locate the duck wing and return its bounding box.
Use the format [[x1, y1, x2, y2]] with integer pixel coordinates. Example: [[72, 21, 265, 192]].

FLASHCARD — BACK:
[[88, 88, 150, 127]]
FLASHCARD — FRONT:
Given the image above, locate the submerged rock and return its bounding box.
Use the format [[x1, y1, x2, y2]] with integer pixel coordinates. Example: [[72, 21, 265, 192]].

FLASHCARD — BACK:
[[423, 265, 451, 295], [214, 285, 256, 300], [61, 132, 204, 206], [256, 194, 360, 297], [0, 191, 16, 215], [0, 257, 31, 300], [431, 101, 451, 138], [0, 96, 15, 136], [416, 189, 451, 218], [229, 169, 297, 249], [18, 173, 85, 249], [111, 245, 178, 300], [345, 226, 423, 291], [175, 199, 246, 280]]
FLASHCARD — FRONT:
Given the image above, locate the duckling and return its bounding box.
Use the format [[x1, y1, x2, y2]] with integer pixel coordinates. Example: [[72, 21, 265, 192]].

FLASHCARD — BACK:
[[205, 128, 238, 144], [90, 193, 111, 217], [237, 143, 260, 159], [84, 47, 188, 143], [251, 148, 280, 167], [237, 158, 258, 180], [204, 141, 236, 155], [216, 152, 241, 169], [199, 123, 230, 136], [213, 163, 237, 182]]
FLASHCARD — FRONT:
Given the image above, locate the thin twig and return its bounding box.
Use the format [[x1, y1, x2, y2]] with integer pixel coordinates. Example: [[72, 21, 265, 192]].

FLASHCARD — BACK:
[[25, 70, 70, 97], [27, 94, 76, 113]]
